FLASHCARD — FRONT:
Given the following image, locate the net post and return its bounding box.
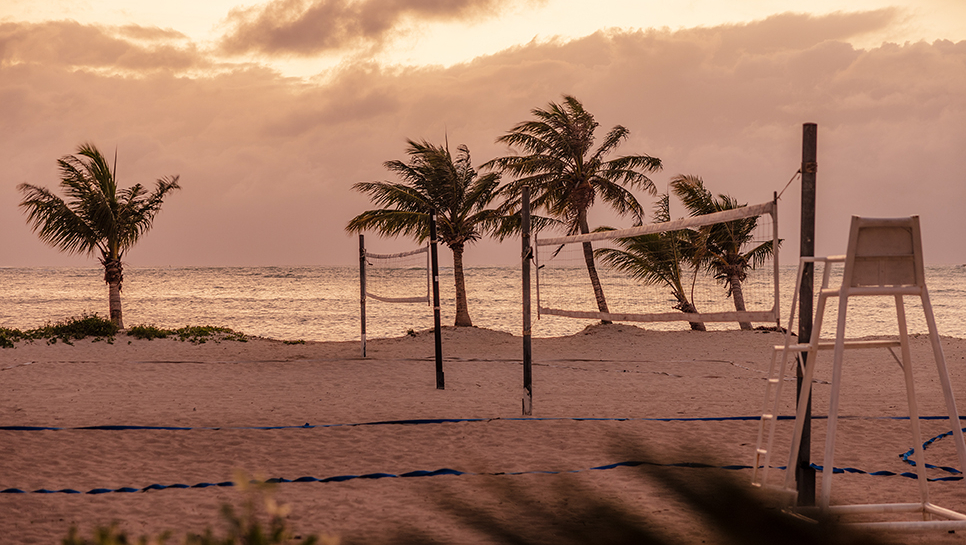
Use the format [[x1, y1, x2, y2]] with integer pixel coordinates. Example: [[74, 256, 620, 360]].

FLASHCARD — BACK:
[[359, 233, 366, 358], [797, 122, 817, 506], [522, 186, 533, 416], [429, 210, 444, 390], [773, 192, 781, 329]]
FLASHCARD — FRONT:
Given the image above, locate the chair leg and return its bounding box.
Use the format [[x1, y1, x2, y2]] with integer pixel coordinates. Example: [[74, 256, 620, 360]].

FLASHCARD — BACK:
[[895, 294, 931, 511], [821, 292, 850, 509], [921, 288, 966, 478]]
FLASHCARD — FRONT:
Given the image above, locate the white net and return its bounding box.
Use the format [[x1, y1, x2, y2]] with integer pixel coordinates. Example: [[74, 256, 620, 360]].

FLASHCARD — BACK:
[[364, 245, 430, 304], [535, 201, 780, 325]]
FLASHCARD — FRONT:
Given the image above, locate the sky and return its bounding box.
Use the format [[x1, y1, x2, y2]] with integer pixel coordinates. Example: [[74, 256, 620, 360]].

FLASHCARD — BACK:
[[2, 0, 965, 267]]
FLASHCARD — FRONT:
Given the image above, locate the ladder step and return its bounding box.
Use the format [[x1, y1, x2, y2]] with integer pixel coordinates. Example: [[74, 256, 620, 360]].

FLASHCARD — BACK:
[[768, 378, 780, 384], [761, 414, 774, 421], [774, 340, 902, 352], [753, 483, 799, 498], [756, 448, 768, 455]]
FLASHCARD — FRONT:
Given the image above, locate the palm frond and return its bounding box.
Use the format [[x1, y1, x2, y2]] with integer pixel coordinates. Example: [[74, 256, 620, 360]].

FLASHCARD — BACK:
[[347, 139, 511, 249], [488, 95, 659, 243], [18, 144, 179, 262]]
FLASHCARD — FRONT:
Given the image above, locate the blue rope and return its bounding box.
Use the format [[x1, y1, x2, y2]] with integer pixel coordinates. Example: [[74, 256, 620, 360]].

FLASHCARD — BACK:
[[3, 455, 962, 496], [898, 427, 966, 474], [0, 414, 922, 432], [4, 417, 965, 495], [5, 414, 964, 432]]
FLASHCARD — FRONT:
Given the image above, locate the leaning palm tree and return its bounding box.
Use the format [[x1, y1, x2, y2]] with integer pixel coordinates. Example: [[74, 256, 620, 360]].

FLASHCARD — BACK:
[[18, 143, 181, 328], [670, 174, 776, 331], [596, 194, 706, 331], [346, 139, 503, 327], [485, 95, 662, 322]]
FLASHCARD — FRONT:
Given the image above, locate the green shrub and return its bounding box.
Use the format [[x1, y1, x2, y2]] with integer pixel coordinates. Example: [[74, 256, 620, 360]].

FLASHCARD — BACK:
[[10, 313, 119, 346], [127, 324, 172, 340], [0, 327, 26, 349], [41, 313, 118, 344], [3, 319, 248, 348], [173, 325, 248, 344]]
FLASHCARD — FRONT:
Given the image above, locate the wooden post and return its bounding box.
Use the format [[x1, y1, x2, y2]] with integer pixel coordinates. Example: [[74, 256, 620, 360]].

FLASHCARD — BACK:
[[430, 211, 444, 390], [797, 122, 817, 505], [359, 234, 367, 358], [522, 187, 533, 416]]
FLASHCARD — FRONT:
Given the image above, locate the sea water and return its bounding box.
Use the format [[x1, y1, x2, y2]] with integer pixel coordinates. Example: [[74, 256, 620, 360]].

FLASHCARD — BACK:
[[1, 265, 965, 342]]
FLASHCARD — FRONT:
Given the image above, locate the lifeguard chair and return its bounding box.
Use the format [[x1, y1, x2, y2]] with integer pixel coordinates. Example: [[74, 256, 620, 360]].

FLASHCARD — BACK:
[[752, 215, 966, 529]]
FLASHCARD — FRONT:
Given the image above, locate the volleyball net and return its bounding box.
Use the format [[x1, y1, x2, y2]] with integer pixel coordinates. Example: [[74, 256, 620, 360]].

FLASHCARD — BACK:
[[533, 200, 780, 327], [362, 245, 431, 305], [358, 234, 433, 360], [357, 225, 444, 390]]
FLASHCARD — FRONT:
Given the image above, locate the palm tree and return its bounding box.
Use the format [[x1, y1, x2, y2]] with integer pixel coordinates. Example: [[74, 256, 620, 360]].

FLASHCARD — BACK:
[[346, 139, 503, 327], [485, 95, 662, 322], [596, 194, 706, 331], [670, 175, 776, 331], [18, 143, 181, 328]]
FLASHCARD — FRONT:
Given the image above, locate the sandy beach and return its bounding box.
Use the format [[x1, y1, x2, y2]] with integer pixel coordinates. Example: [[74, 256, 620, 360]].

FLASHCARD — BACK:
[[3, 325, 966, 543]]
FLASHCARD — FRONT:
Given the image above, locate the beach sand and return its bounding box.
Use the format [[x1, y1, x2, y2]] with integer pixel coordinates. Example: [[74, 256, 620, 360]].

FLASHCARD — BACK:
[[3, 325, 966, 543]]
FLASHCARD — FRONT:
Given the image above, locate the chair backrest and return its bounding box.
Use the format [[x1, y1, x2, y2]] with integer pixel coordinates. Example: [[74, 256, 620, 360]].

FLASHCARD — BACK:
[[843, 216, 925, 289]]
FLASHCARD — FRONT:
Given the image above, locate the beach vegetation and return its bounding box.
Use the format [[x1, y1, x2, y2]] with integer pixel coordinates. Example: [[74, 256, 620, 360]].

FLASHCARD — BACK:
[[0, 313, 117, 347], [18, 142, 180, 329], [126, 324, 248, 344], [0, 327, 25, 348], [485, 95, 662, 323], [671, 175, 778, 330], [347, 139, 507, 327], [1, 319, 249, 348], [596, 194, 707, 331], [127, 324, 171, 340]]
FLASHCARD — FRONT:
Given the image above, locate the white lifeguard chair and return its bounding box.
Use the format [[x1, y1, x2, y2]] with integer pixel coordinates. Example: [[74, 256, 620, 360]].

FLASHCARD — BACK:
[[752, 215, 966, 529]]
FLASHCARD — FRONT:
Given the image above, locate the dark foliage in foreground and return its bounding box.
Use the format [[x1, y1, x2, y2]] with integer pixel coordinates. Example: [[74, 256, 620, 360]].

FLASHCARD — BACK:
[[62, 473, 321, 545], [60, 448, 891, 544], [57, 447, 888, 544], [385, 455, 886, 545]]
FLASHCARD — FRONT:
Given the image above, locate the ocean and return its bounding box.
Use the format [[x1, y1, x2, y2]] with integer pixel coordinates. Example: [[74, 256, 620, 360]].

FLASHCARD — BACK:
[[1, 265, 965, 342]]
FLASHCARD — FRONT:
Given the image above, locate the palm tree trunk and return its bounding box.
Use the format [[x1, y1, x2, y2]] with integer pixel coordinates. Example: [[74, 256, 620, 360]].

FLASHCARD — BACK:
[[672, 275, 705, 331], [451, 243, 473, 327], [108, 281, 123, 329], [677, 299, 706, 331], [730, 273, 752, 331], [104, 258, 124, 329], [578, 214, 610, 324], [688, 320, 706, 331]]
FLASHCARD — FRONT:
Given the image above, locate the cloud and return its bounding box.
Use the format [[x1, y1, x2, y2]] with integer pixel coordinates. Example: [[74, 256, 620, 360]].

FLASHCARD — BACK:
[[115, 24, 190, 42], [218, 0, 539, 56], [2, 11, 965, 267], [0, 20, 205, 71]]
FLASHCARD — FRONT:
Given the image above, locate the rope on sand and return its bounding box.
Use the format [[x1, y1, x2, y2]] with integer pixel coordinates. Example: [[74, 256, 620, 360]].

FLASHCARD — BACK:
[[4, 418, 963, 495], [1, 414, 962, 431], [1, 456, 962, 496]]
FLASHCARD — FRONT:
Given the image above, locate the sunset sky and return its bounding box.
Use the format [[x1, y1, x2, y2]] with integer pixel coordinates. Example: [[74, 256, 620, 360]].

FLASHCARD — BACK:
[[2, 0, 964, 267]]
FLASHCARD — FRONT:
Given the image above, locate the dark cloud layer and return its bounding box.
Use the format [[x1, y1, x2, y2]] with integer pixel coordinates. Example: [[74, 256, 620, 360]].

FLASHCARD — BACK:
[[0, 21, 203, 70], [218, 0, 536, 56], [2, 11, 964, 267]]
